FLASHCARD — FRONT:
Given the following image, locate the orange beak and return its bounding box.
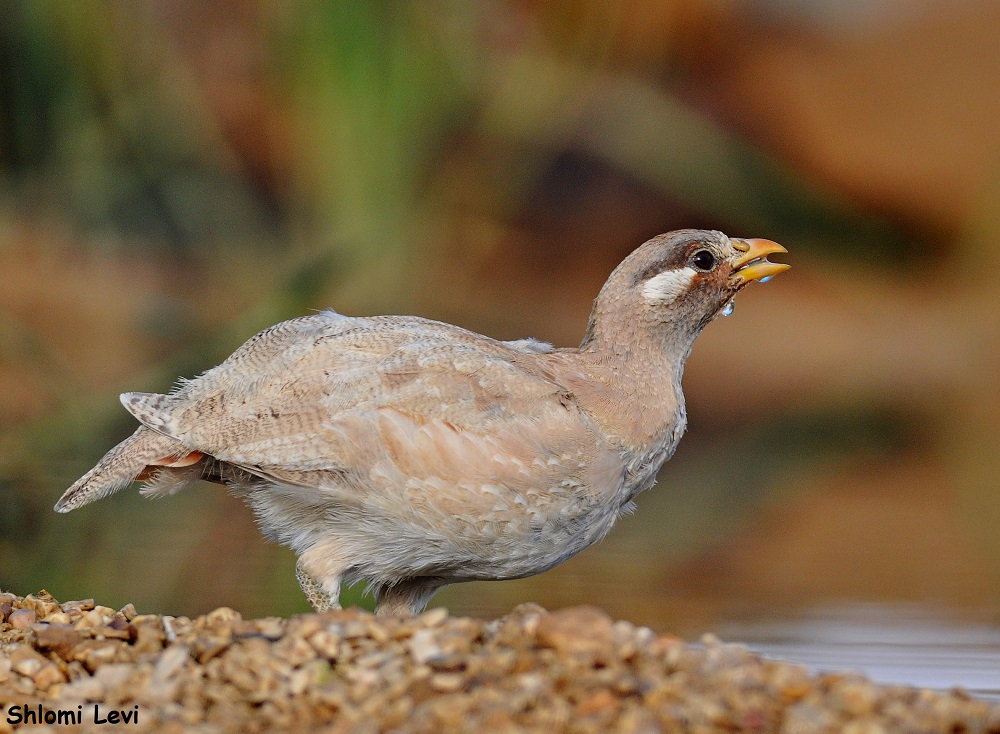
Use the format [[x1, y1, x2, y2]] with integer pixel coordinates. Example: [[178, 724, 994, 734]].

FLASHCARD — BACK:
[[731, 238, 790, 284]]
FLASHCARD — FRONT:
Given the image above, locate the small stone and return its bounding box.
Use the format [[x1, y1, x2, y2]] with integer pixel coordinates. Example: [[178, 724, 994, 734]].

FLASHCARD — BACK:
[[366, 621, 390, 644], [340, 620, 369, 639], [842, 721, 887, 734], [575, 688, 619, 717], [308, 628, 342, 658], [133, 621, 166, 654], [33, 623, 82, 659], [31, 662, 66, 689], [409, 629, 444, 664], [514, 672, 548, 698], [535, 607, 614, 655], [106, 616, 132, 635], [10, 645, 48, 677], [61, 673, 106, 701], [272, 634, 315, 668], [254, 617, 286, 639], [23, 594, 60, 618], [75, 640, 124, 671], [161, 615, 179, 642], [192, 635, 231, 664], [62, 598, 96, 613], [427, 653, 466, 673], [93, 662, 134, 691], [77, 609, 113, 629], [206, 607, 242, 626], [8, 608, 37, 629], [430, 672, 465, 693], [617, 705, 662, 734], [151, 645, 191, 684], [833, 678, 880, 717], [419, 607, 448, 627], [649, 633, 683, 660]]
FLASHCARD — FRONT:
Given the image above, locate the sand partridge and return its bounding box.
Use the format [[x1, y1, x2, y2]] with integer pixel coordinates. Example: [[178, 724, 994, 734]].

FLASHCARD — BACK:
[[56, 229, 788, 615]]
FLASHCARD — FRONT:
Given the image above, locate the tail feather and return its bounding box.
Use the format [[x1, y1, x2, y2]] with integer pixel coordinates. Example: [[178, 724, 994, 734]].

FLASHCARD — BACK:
[[55, 427, 188, 513]]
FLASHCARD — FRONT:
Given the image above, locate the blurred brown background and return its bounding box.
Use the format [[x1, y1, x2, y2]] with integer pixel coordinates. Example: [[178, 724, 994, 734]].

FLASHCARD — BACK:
[[1, 0, 998, 636]]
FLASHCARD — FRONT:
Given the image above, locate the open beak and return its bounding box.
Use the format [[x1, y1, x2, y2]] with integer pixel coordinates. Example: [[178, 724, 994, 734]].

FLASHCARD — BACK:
[[731, 238, 790, 284]]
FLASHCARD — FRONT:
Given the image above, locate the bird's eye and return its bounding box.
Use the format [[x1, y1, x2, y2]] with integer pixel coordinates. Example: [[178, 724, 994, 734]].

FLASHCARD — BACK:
[[691, 249, 716, 271]]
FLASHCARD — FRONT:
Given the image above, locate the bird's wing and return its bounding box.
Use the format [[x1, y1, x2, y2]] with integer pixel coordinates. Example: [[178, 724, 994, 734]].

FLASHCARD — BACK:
[[121, 311, 625, 511]]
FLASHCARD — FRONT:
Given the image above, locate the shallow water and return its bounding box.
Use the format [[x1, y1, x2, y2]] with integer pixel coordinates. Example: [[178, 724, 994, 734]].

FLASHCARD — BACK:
[[717, 603, 1000, 702]]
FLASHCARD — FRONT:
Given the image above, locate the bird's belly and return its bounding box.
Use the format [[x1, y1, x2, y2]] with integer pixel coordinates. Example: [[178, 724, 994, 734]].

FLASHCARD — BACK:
[[242, 476, 627, 585]]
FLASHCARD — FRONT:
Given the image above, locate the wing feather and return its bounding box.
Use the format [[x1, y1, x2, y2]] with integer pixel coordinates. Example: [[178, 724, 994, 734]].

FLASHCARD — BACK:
[[118, 312, 624, 513]]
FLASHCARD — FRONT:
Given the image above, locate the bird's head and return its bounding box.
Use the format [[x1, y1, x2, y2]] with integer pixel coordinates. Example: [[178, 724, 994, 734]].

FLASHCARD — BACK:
[[582, 229, 789, 351]]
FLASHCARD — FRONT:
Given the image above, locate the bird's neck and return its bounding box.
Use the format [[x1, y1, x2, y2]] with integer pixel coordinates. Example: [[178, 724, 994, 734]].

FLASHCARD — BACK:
[[566, 311, 698, 452]]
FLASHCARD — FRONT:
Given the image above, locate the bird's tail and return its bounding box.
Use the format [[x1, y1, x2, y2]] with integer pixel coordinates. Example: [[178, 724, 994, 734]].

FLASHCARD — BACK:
[[54, 426, 195, 513]]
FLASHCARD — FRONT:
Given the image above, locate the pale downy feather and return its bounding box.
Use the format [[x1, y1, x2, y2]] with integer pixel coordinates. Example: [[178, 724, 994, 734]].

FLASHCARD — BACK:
[[139, 464, 207, 499]]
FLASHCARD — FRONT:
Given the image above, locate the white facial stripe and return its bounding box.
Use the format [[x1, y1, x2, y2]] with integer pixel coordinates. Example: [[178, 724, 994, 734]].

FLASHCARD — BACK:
[[641, 267, 697, 305]]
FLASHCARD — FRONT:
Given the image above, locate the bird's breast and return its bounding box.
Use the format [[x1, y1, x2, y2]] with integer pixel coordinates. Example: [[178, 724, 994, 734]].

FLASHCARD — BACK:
[[620, 405, 687, 503]]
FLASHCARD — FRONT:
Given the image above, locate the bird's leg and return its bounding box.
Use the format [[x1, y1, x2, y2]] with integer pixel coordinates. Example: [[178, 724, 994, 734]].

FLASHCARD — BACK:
[[295, 541, 350, 612], [295, 559, 341, 613], [374, 578, 445, 616]]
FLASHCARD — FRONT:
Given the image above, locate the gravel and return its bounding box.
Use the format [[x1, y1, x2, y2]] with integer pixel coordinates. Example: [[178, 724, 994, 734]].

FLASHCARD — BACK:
[[1, 590, 997, 733]]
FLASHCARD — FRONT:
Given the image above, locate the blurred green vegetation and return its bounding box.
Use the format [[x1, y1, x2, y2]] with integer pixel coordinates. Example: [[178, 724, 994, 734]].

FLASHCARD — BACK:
[[1, 0, 997, 625]]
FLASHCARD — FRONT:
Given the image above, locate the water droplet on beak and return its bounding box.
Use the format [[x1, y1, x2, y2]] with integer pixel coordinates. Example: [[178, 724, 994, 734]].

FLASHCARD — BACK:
[[759, 275, 773, 283]]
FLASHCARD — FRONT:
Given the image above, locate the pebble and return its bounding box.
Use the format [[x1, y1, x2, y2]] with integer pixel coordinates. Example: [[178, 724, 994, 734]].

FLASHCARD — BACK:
[[31, 661, 66, 689], [9, 645, 48, 677], [0, 590, 997, 734], [33, 622, 83, 658], [535, 606, 614, 654], [7, 608, 37, 629], [430, 672, 466, 693], [61, 672, 106, 701], [419, 607, 448, 627], [409, 628, 444, 664]]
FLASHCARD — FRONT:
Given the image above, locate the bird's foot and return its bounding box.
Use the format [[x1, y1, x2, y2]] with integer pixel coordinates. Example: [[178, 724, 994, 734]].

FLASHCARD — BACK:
[[296, 561, 341, 613]]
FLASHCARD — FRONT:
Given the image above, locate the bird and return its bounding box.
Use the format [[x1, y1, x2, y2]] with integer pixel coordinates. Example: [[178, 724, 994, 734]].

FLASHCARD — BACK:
[[55, 229, 788, 616]]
